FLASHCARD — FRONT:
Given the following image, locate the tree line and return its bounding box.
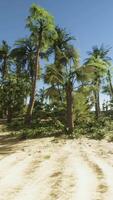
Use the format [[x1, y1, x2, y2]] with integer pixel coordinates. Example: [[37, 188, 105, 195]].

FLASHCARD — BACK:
[[0, 4, 113, 136]]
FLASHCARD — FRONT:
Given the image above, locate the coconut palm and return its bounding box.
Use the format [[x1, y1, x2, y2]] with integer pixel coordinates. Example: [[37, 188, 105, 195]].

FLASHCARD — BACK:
[[85, 45, 111, 118], [0, 40, 12, 80], [44, 28, 79, 134], [11, 38, 35, 82], [22, 4, 57, 123]]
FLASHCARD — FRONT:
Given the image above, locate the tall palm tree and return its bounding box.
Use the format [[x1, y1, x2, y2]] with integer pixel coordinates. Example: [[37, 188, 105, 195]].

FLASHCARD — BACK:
[[24, 4, 57, 123], [0, 41, 13, 121], [44, 28, 79, 134], [0, 40, 11, 80], [85, 45, 111, 118]]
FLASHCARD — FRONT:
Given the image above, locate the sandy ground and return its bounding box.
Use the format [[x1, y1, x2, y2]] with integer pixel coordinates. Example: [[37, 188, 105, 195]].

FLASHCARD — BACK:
[[1, 134, 113, 200]]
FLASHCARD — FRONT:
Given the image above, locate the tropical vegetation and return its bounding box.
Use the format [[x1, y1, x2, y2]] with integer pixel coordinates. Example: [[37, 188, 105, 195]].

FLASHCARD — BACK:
[[0, 3, 113, 140]]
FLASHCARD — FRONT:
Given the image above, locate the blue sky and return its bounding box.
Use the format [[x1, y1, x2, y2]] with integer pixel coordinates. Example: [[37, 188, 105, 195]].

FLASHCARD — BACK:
[[0, 0, 113, 60], [0, 0, 112, 103]]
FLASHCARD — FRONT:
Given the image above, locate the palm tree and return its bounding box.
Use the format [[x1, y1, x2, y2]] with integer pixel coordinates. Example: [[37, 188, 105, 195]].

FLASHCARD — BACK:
[[102, 69, 113, 109], [11, 38, 35, 82], [85, 45, 111, 118], [61, 44, 79, 133], [44, 28, 79, 134], [0, 41, 13, 121], [0, 40, 11, 80], [23, 4, 57, 123]]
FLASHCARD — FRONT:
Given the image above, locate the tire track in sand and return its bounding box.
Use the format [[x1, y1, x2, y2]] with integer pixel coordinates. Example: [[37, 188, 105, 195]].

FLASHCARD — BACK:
[[82, 141, 113, 200], [49, 142, 76, 200], [69, 141, 98, 200], [11, 142, 66, 200], [0, 139, 57, 200]]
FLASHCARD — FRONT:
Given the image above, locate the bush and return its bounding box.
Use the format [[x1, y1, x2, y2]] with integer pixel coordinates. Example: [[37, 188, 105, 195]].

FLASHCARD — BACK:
[[73, 117, 112, 140], [17, 120, 64, 140], [7, 118, 24, 131], [18, 128, 62, 139], [87, 128, 106, 140], [105, 131, 113, 142]]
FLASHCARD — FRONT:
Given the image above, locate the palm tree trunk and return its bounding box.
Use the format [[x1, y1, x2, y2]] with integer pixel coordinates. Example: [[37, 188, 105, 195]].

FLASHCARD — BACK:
[[7, 106, 12, 123], [94, 79, 100, 119], [25, 50, 40, 124], [2, 56, 8, 80], [66, 81, 73, 134]]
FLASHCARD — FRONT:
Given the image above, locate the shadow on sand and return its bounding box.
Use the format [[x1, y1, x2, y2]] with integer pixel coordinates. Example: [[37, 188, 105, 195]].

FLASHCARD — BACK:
[[0, 134, 20, 157]]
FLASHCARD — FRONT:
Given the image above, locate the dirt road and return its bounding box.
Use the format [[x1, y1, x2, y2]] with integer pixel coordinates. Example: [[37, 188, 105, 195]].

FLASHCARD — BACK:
[[1, 134, 113, 200]]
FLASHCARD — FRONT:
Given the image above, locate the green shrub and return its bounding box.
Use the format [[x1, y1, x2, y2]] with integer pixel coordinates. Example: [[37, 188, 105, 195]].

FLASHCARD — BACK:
[[18, 124, 64, 140], [105, 131, 113, 142], [88, 128, 105, 140]]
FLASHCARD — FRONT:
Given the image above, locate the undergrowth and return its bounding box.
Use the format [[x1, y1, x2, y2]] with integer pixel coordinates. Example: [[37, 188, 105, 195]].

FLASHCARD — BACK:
[[2, 115, 113, 142]]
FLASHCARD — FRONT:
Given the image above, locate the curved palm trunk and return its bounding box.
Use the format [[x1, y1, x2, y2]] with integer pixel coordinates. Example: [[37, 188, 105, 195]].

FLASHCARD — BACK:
[[25, 50, 40, 124], [66, 81, 73, 134]]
